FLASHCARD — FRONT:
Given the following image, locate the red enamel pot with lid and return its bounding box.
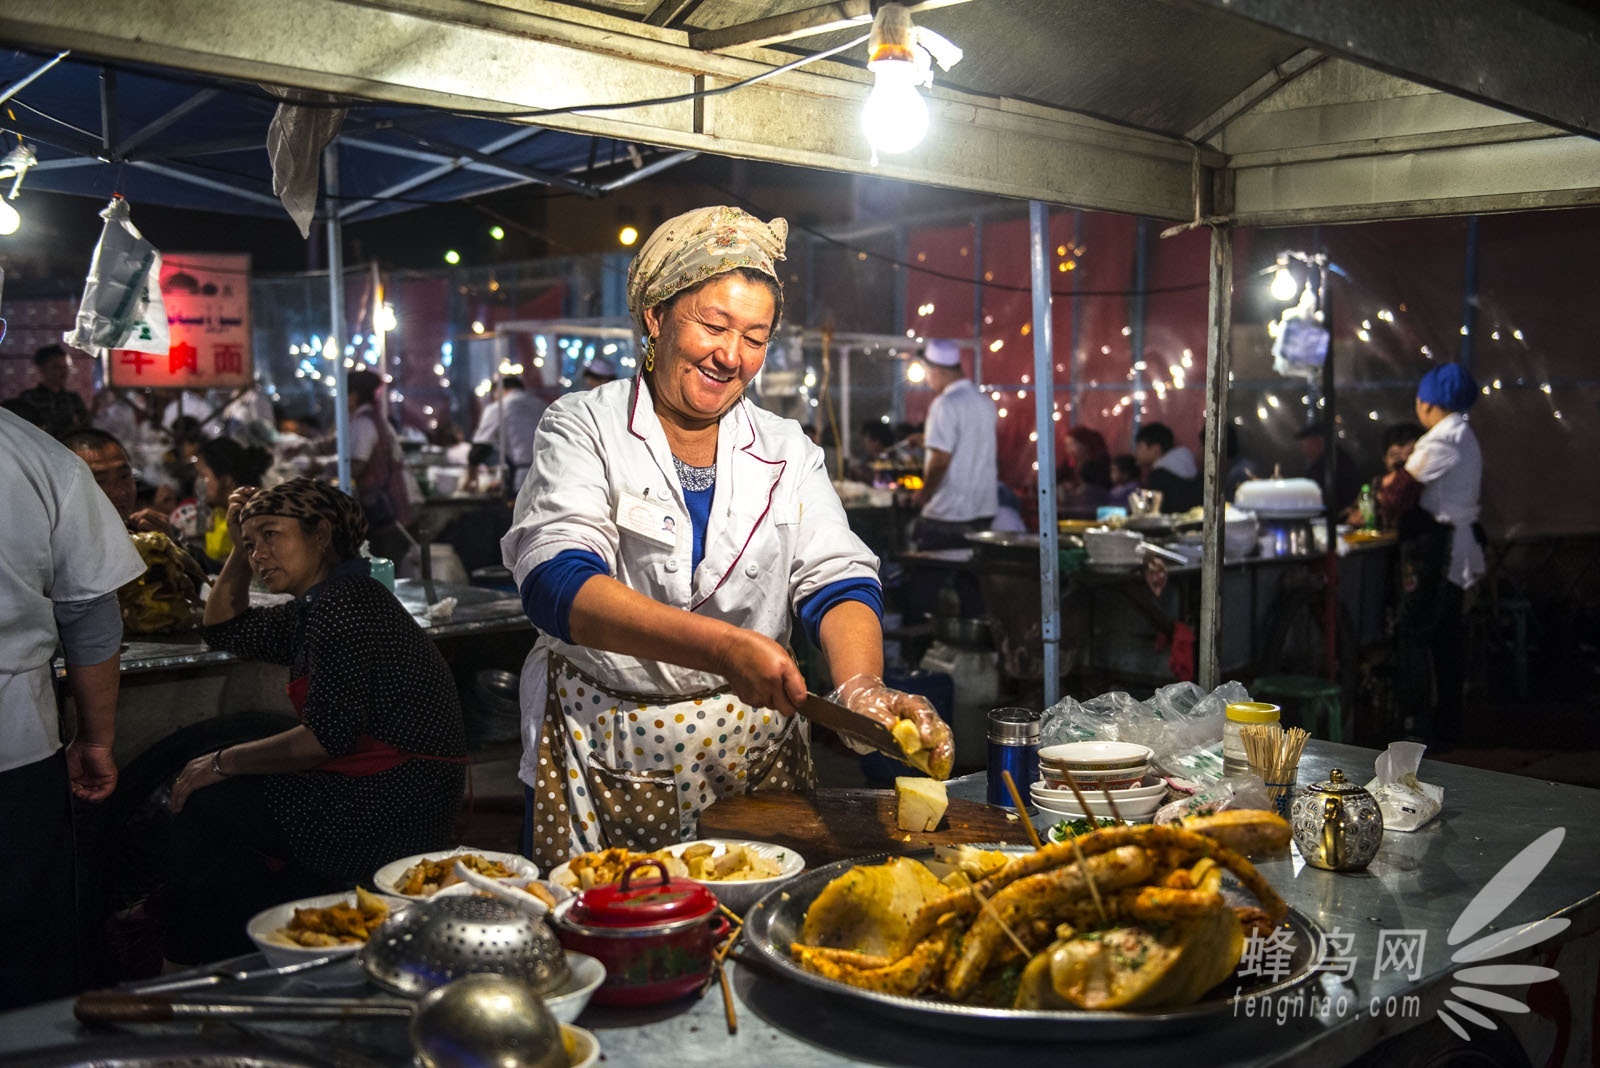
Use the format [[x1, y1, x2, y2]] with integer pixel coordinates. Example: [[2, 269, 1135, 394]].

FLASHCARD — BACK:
[[551, 858, 727, 1006]]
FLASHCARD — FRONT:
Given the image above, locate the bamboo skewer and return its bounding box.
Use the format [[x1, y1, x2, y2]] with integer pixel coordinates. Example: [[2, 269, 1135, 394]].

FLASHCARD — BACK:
[[703, 922, 741, 1034], [1056, 771, 1110, 925], [1240, 723, 1309, 812], [1095, 782, 1123, 823], [717, 964, 738, 1035], [969, 883, 1032, 957], [1001, 769, 1044, 850]]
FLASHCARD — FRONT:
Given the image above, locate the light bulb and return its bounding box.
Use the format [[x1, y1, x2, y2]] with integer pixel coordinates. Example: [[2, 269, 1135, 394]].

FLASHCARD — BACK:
[[861, 60, 928, 156], [905, 360, 927, 384], [0, 199, 18, 236], [1269, 263, 1297, 302]]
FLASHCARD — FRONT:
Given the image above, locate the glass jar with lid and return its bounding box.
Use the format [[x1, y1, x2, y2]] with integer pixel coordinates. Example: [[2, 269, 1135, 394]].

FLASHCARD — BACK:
[[1223, 701, 1281, 778]]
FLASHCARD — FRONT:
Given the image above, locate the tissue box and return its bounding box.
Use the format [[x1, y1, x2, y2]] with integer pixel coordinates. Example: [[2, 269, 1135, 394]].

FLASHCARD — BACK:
[[1364, 741, 1443, 832]]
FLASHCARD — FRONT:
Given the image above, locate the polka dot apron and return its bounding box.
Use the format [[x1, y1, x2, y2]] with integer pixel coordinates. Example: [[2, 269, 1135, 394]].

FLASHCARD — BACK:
[[526, 654, 814, 869]]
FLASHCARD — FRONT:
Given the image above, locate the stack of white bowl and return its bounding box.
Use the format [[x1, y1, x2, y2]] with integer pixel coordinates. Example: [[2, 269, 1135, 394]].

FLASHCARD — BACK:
[[1032, 741, 1165, 822]]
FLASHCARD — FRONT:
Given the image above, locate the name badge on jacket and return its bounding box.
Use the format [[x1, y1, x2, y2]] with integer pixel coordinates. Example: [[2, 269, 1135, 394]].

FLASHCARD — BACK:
[[615, 492, 679, 547]]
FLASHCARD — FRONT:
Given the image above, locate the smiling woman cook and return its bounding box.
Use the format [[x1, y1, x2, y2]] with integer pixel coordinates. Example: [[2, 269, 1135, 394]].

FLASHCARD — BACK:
[[160, 477, 466, 964], [503, 205, 953, 869]]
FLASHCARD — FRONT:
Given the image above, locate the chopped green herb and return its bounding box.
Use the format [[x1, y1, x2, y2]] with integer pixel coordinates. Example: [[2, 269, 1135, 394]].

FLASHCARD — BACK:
[[1048, 816, 1121, 840]]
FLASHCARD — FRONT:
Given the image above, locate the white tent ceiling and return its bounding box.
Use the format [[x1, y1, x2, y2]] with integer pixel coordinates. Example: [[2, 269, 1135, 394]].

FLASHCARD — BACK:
[[3, 0, 1597, 226]]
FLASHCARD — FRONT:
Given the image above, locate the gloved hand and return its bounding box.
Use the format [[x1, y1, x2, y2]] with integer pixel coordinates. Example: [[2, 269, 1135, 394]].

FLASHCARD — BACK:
[[828, 673, 954, 780]]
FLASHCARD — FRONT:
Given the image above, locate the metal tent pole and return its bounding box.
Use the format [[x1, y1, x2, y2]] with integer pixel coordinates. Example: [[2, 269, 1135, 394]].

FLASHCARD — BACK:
[[326, 143, 351, 494], [1028, 201, 1061, 706], [370, 258, 388, 414], [1198, 223, 1235, 691]]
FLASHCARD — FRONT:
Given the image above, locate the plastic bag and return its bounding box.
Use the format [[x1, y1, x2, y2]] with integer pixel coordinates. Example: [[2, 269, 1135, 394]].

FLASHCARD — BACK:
[[1039, 680, 1250, 781], [1364, 741, 1444, 832], [63, 197, 168, 354], [1153, 776, 1272, 824]]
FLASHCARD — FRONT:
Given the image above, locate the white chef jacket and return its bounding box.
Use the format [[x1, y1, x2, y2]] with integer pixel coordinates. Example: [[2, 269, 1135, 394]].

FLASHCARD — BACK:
[[472, 389, 548, 494], [501, 377, 880, 787], [0, 410, 146, 773], [922, 378, 998, 523], [1405, 411, 1485, 589]]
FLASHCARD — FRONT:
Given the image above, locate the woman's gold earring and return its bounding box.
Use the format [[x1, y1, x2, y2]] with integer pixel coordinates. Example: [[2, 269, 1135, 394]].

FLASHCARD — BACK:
[[644, 336, 656, 373]]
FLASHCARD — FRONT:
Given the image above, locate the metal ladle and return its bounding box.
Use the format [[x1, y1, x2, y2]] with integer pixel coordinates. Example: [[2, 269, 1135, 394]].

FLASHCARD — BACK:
[[75, 974, 571, 1068]]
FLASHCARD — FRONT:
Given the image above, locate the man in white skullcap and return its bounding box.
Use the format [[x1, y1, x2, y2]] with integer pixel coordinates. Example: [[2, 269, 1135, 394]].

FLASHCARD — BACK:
[[912, 339, 997, 614], [582, 356, 619, 390]]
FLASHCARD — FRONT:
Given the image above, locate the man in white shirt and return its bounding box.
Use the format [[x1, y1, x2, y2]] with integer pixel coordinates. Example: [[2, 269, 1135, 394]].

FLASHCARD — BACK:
[[345, 368, 421, 575], [0, 408, 146, 1007], [912, 339, 997, 616], [464, 375, 547, 497], [1380, 363, 1484, 749]]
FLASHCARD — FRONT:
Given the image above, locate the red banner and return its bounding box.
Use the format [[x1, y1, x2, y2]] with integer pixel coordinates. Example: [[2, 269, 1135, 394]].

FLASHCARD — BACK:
[[108, 252, 253, 388]]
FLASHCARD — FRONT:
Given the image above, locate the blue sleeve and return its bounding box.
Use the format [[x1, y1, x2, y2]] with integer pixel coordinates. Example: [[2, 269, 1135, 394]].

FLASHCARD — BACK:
[[53, 592, 124, 665], [520, 550, 610, 643], [797, 578, 884, 648]]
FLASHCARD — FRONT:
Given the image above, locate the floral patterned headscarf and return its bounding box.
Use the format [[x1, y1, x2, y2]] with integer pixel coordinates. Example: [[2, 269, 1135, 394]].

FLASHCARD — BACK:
[[624, 206, 788, 339], [239, 476, 369, 560]]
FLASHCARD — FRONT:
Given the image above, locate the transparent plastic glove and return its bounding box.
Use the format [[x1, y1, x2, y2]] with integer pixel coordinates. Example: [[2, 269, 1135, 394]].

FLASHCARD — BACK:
[[829, 673, 954, 780]]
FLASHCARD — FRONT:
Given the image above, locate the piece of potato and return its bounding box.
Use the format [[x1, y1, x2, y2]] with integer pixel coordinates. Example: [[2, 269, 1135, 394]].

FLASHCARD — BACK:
[[795, 856, 949, 959]]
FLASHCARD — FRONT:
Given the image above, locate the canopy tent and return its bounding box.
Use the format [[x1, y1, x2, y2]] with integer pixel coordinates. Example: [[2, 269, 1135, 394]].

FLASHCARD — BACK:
[[3, 1, 1596, 226], [0, 46, 697, 490], [0, 51, 698, 222], [3, 0, 1597, 696]]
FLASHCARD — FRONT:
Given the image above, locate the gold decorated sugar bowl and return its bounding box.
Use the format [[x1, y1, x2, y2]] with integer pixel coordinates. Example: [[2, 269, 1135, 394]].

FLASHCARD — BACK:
[[1290, 768, 1384, 872]]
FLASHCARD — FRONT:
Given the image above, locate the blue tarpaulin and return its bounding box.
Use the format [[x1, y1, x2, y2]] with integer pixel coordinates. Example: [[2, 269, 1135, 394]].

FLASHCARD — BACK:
[[0, 48, 692, 223]]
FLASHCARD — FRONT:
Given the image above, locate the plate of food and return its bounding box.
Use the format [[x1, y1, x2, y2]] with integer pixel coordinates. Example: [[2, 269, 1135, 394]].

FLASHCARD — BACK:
[[741, 813, 1318, 1038], [246, 887, 408, 968], [550, 839, 804, 914], [374, 847, 540, 899]]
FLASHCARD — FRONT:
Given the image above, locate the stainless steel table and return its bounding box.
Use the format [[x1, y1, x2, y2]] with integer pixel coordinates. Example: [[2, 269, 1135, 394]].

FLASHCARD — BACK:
[[83, 579, 533, 771], [4, 742, 1596, 1067], [112, 578, 532, 675]]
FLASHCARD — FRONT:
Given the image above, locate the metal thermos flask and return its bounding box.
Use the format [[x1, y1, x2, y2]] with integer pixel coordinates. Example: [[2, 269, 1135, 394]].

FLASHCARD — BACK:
[[987, 707, 1041, 807]]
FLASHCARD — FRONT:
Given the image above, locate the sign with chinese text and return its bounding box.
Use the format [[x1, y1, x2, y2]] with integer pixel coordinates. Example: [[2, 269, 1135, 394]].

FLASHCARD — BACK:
[[108, 253, 253, 388]]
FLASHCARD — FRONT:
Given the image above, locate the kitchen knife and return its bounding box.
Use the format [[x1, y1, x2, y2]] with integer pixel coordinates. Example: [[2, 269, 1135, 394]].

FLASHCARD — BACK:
[[798, 692, 901, 757]]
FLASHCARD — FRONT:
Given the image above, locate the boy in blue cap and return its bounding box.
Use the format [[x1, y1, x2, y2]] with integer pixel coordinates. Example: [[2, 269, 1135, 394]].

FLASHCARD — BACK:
[[1378, 363, 1484, 749]]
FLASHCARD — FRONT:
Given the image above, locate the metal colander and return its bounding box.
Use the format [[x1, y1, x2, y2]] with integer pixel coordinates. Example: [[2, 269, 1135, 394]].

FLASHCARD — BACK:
[[361, 895, 570, 998]]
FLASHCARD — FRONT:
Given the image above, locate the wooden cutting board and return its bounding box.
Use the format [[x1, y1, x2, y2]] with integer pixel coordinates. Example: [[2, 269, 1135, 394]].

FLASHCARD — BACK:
[[698, 787, 1032, 867]]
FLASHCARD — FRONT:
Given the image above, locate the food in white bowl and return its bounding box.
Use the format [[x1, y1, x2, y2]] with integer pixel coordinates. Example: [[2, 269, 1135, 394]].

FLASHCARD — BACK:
[[549, 839, 805, 914], [246, 887, 408, 968], [373, 847, 539, 899], [431, 875, 573, 912]]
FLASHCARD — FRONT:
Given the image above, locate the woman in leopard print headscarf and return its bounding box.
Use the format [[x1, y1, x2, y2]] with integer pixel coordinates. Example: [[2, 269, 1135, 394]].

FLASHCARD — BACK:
[[159, 476, 465, 965]]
